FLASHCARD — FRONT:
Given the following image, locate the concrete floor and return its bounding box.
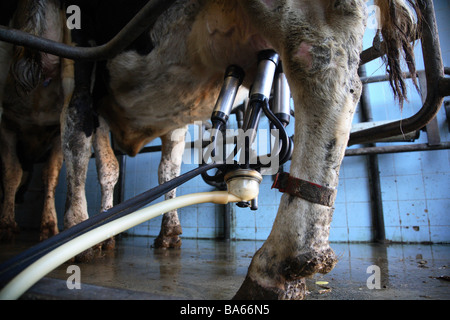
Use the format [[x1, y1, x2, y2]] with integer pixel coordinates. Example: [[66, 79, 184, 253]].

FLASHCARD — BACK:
[[0, 232, 449, 300]]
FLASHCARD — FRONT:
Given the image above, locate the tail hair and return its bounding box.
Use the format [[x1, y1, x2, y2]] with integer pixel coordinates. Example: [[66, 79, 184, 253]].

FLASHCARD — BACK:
[[375, 0, 422, 108], [11, 0, 48, 93]]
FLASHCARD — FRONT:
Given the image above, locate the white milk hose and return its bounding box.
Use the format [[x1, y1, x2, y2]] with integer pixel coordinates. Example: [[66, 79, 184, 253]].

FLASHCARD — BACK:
[[0, 191, 243, 300]]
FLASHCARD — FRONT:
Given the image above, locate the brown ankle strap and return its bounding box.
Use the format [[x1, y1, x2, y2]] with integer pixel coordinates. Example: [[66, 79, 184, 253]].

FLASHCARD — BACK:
[[271, 172, 337, 207]]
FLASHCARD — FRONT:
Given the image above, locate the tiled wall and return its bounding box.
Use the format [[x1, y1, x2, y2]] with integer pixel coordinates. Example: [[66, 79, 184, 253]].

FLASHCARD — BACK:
[[330, 0, 450, 243], [49, 1, 449, 243]]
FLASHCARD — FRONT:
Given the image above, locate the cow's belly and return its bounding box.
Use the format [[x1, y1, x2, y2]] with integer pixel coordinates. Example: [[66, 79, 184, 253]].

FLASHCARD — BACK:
[[102, 0, 272, 156], [102, 51, 222, 155]]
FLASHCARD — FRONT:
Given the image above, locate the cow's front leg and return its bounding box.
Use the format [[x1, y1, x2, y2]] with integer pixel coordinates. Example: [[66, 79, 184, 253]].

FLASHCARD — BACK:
[[0, 127, 22, 240], [40, 135, 63, 241], [153, 127, 188, 249], [235, 0, 366, 299], [93, 116, 119, 250]]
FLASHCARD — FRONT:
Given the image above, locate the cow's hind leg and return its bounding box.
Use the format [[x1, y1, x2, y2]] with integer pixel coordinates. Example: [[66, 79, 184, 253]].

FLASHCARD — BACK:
[[0, 127, 22, 240], [0, 41, 12, 123], [40, 134, 63, 241], [93, 116, 119, 250], [234, 0, 367, 299], [153, 127, 188, 249], [61, 94, 92, 230], [61, 64, 96, 261]]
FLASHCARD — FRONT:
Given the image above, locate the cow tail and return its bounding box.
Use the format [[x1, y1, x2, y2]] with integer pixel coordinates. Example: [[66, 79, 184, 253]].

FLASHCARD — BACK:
[[374, 0, 422, 108], [11, 0, 48, 93]]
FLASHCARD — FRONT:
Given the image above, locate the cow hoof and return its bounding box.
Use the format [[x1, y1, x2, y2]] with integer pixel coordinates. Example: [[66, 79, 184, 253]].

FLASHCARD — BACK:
[[72, 238, 114, 263], [234, 248, 337, 300], [153, 235, 182, 249], [101, 237, 116, 251], [0, 221, 20, 241], [284, 248, 338, 278], [39, 222, 59, 241], [233, 276, 307, 300], [74, 248, 95, 263]]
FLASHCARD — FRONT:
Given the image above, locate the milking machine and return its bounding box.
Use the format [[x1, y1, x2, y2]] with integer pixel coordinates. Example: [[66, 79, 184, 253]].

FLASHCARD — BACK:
[[0, 50, 294, 300], [201, 50, 293, 204]]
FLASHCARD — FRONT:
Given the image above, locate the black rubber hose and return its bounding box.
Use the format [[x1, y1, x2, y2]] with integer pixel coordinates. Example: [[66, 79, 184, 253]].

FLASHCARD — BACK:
[[0, 162, 222, 287], [223, 98, 290, 170], [260, 99, 291, 166]]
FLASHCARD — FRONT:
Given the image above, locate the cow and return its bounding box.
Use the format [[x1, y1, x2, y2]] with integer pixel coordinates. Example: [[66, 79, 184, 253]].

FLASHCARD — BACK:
[[0, 0, 17, 128], [0, 0, 73, 241], [59, 0, 421, 299]]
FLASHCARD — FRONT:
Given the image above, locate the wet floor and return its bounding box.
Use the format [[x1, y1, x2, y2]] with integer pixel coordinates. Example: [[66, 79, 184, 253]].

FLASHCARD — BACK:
[[0, 232, 449, 300]]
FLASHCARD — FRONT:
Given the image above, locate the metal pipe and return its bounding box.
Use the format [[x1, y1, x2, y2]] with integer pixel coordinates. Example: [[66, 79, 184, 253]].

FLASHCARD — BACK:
[[118, 135, 450, 158], [224, 203, 232, 240], [360, 41, 387, 66], [359, 36, 421, 66], [360, 72, 415, 85], [349, 0, 445, 146], [345, 142, 450, 157], [0, 0, 176, 61], [439, 77, 450, 97], [358, 65, 385, 243]]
